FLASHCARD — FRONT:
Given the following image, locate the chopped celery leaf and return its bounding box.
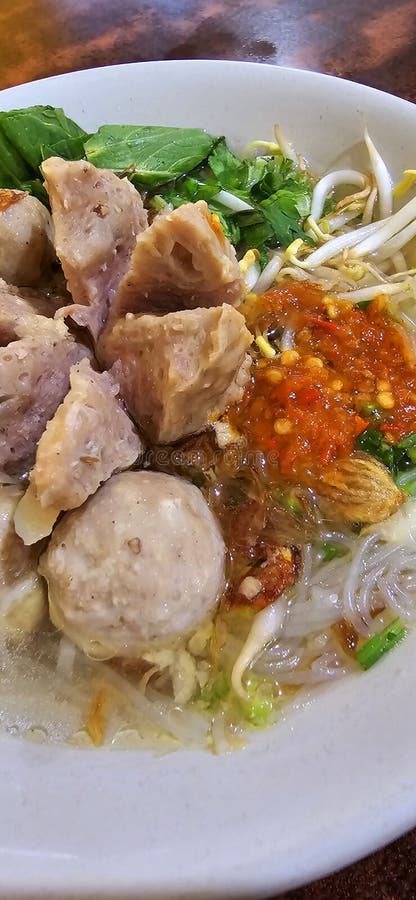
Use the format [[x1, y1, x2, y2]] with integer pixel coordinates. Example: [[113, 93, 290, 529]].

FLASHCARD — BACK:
[[238, 679, 275, 727], [200, 671, 230, 711]]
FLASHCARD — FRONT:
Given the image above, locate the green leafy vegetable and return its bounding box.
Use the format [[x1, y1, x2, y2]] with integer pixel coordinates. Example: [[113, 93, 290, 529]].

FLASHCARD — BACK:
[[357, 428, 416, 495], [155, 135, 314, 255], [0, 105, 314, 258], [208, 138, 249, 192], [210, 142, 313, 251], [356, 618, 406, 670], [0, 129, 32, 189], [157, 174, 220, 209], [237, 218, 273, 254], [85, 125, 215, 188], [260, 187, 312, 248], [0, 105, 87, 171]]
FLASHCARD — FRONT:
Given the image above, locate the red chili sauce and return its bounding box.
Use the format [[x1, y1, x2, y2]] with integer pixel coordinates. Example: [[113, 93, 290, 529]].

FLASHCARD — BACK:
[[0, 189, 24, 212], [229, 282, 416, 482]]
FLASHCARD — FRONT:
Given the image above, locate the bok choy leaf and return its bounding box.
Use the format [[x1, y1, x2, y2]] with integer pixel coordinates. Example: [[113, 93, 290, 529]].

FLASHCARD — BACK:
[[85, 125, 215, 188], [0, 105, 88, 170]]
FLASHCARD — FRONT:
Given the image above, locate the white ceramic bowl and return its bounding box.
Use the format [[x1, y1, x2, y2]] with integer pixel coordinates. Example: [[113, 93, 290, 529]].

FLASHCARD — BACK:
[[1, 61, 416, 900]]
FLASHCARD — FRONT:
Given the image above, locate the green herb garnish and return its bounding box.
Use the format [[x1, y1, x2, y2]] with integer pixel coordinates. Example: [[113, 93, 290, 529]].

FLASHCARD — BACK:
[[0, 106, 314, 255], [356, 428, 416, 495], [157, 137, 314, 255]]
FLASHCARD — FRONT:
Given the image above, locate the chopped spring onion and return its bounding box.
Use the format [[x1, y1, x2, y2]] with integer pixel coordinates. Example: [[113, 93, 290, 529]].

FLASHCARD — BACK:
[[239, 679, 274, 726], [311, 170, 366, 221], [200, 670, 230, 711], [359, 401, 383, 421], [280, 489, 303, 517], [395, 469, 416, 496], [318, 540, 349, 563], [356, 618, 407, 670], [150, 194, 169, 212]]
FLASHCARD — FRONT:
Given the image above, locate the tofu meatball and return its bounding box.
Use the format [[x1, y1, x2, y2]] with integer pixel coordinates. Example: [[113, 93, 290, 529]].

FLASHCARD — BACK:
[[39, 471, 225, 658], [0, 190, 54, 286]]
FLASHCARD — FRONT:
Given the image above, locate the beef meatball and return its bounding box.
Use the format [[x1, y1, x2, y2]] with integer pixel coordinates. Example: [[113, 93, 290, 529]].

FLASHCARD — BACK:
[[39, 471, 225, 658], [0, 190, 54, 286]]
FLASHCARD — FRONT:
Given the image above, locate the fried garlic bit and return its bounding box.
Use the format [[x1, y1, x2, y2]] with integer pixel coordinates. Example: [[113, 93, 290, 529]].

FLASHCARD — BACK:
[[318, 453, 404, 524]]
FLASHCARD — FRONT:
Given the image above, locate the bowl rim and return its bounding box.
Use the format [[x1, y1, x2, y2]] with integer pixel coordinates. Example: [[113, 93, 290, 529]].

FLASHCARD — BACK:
[[0, 58, 416, 899]]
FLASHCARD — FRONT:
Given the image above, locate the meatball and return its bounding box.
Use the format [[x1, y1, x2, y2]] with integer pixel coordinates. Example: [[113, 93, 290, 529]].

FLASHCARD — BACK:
[[39, 471, 225, 658], [99, 304, 252, 443], [0, 190, 54, 286]]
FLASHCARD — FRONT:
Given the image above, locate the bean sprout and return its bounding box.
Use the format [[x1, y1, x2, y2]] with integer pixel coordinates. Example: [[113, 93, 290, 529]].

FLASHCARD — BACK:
[[212, 189, 253, 212], [304, 220, 383, 269], [273, 124, 298, 164], [364, 130, 393, 218], [311, 170, 366, 221], [253, 252, 283, 293]]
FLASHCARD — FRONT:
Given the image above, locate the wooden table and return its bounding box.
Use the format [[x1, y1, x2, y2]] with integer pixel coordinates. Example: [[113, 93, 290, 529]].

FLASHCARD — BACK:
[[1, 0, 415, 896]]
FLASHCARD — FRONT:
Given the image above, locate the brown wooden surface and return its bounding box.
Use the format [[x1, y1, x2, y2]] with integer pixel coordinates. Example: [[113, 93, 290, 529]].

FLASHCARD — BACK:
[[0, 0, 416, 896]]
